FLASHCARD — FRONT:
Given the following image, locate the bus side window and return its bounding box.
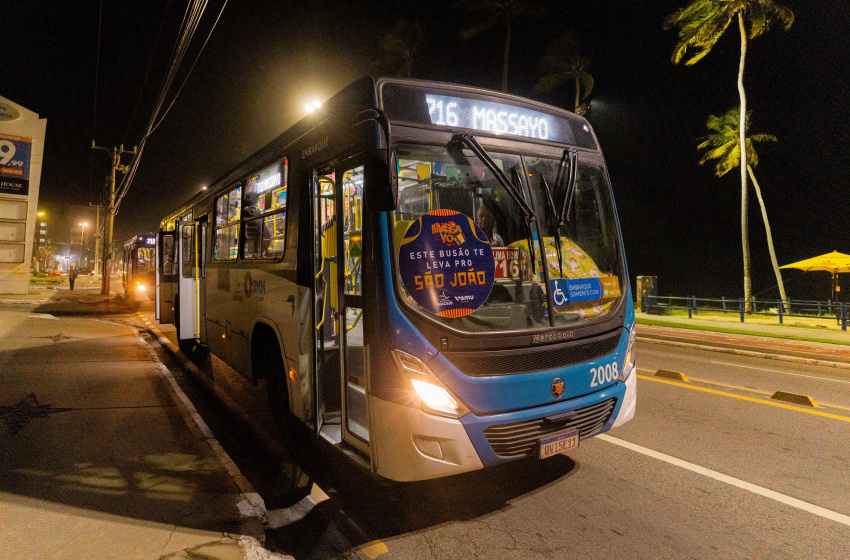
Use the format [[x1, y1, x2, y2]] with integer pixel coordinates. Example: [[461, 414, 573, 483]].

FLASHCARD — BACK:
[[242, 160, 287, 260], [213, 185, 242, 261], [181, 225, 195, 278]]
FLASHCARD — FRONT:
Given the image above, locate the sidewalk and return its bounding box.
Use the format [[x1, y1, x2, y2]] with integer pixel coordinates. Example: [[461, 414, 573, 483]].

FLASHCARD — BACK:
[[0, 275, 130, 314], [0, 280, 276, 559], [636, 311, 850, 367]]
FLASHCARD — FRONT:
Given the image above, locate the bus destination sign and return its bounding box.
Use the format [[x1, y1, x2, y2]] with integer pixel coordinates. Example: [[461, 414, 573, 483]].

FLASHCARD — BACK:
[[381, 83, 598, 149], [425, 94, 558, 141]]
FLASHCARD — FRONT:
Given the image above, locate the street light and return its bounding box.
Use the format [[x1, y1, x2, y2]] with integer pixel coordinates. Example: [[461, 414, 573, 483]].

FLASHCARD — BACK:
[[304, 99, 322, 114]]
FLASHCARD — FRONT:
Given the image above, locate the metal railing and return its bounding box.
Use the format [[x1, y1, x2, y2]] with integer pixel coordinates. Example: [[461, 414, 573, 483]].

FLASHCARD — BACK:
[[641, 295, 849, 331]]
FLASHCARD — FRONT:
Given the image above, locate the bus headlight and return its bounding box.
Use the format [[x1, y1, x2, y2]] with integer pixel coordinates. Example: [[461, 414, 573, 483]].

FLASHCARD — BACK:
[[136, 284, 146, 291], [618, 328, 636, 382], [391, 349, 468, 418]]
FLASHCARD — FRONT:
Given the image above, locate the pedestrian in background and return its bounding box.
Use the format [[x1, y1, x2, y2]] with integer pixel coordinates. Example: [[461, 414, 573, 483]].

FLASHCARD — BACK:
[[69, 264, 77, 291]]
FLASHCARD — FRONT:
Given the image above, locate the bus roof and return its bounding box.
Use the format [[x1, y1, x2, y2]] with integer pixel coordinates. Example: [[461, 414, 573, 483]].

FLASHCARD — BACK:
[[158, 76, 599, 227]]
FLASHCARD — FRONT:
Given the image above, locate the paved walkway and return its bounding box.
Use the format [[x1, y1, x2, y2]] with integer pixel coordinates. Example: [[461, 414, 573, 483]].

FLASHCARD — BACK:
[[636, 312, 850, 367], [0, 280, 280, 560]]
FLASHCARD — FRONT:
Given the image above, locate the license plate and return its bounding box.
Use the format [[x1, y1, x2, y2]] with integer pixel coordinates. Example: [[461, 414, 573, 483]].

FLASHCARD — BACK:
[[539, 431, 579, 459]]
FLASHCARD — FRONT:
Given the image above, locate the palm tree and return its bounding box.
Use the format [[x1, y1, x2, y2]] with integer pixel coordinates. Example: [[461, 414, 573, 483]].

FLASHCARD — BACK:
[[371, 20, 422, 78], [534, 30, 594, 115], [664, 0, 794, 308], [698, 107, 787, 303], [37, 241, 52, 272], [456, 0, 544, 92]]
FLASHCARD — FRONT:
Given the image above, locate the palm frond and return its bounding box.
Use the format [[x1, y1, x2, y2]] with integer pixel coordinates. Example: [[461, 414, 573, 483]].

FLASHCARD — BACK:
[[698, 106, 777, 175], [749, 133, 777, 143], [534, 72, 570, 94], [460, 13, 501, 40], [580, 73, 594, 100]]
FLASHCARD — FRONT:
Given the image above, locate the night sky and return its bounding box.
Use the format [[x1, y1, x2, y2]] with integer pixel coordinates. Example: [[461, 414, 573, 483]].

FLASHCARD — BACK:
[[3, 0, 847, 300]]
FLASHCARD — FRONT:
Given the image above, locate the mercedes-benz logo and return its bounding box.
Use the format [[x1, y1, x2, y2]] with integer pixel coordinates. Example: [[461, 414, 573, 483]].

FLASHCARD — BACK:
[[551, 377, 565, 399]]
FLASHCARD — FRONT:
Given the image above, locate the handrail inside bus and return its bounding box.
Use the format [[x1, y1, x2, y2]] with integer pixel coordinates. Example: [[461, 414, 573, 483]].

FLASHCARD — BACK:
[[346, 309, 363, 331]]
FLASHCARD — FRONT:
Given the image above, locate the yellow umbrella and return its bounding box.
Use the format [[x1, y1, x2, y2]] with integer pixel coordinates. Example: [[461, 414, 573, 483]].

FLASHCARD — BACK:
[[780, 251, 850, 300]]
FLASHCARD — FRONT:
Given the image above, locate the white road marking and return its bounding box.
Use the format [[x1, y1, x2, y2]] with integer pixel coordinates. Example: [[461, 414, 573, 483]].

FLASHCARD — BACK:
[[710, 360, 850, 384], [597, 434, 850, 527]]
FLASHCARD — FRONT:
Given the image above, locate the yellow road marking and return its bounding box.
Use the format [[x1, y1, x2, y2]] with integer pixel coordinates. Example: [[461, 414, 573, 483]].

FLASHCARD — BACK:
[[687, 376, 774, 396], [359, 540, 389, 558], [636, 374, 850, 422]]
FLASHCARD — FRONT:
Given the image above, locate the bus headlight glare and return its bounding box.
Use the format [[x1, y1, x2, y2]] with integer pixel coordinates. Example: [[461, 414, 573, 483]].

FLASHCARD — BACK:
[[137, 284, 146, 291], [391, 349, 468, 418], [618, 328, 636, 382], [410, 379, 459, 412]]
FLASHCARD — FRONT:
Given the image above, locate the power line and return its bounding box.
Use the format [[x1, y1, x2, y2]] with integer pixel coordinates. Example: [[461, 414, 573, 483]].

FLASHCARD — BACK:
[[91, 0, 103, 144], [113, 0, 229, 216], [124, 0, 174, 145]]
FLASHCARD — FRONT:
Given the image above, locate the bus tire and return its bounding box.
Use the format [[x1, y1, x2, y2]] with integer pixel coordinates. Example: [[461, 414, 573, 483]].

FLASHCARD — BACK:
[[266, 348, 291, 432]]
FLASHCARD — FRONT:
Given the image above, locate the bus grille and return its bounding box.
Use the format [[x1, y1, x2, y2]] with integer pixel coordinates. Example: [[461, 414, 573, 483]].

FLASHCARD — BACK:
[[483, 398, 617, 458], [442, 330, 621, 376]]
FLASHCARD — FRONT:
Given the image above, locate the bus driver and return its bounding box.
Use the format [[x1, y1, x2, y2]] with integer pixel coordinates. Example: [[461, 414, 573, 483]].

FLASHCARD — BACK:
[[476, 197, 505, 247]]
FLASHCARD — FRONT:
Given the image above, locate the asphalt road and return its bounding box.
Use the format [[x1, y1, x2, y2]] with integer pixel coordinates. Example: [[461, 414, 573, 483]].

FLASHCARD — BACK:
[[142, 306, 850, 559]]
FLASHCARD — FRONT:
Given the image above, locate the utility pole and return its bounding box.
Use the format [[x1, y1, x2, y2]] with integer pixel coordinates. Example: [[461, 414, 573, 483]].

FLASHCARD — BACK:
[[89, 201, 102, 277], [92, 142, 137, 295]]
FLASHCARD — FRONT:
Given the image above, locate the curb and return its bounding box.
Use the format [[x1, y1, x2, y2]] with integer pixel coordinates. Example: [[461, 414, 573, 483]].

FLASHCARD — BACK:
[[771, 391, 818, 407], [139, 316, 291, 462], [655, 369, 689, 382], [135, 316, 269, 545], [637, 335, 850, 370], [138, 315, 377, 559]]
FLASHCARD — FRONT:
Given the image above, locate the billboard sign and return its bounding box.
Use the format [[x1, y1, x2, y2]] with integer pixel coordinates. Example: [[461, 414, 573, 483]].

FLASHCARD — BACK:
[[0, 132, 31, 196]]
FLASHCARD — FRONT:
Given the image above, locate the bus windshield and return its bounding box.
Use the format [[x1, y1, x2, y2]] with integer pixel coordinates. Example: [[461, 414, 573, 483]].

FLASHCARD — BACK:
[[392, 142, 624, 333]]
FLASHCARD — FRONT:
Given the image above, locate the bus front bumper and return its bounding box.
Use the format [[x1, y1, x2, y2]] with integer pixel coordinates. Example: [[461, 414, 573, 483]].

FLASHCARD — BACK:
[[368, 369, 635, 481], [370, 395, 484, 482]]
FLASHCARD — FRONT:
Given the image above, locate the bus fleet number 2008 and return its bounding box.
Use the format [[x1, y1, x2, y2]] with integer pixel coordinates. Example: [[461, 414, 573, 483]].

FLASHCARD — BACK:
[[590, 362, 618, 387]]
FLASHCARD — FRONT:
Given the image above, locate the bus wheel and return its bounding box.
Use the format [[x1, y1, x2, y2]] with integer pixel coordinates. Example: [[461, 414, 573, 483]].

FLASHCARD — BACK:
[[265, 347, 291, 433]]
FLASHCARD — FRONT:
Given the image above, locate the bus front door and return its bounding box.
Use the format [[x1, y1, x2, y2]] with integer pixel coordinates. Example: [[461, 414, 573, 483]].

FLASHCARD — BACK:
[[157, 230, 177, 324], [311, 161, 369, 454], [176, 221, 199, 342]]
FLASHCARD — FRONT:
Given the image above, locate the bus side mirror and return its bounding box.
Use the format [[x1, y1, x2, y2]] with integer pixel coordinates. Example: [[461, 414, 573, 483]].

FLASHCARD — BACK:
[[365, 149, 398, 211]]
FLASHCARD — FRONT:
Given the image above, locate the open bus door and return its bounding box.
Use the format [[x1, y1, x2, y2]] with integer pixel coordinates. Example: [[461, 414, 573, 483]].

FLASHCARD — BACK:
[[157, 230, 177, 323], [176, 221, 199, 343], [310, 160, 370, 455]]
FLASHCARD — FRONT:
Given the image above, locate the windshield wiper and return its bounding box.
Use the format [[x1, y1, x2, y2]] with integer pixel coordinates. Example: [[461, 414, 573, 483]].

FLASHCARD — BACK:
[[451, 132, 540, 275], [450, 132, 536, 222], [540, 174, 564, 275], [556, 148, 578, 225]]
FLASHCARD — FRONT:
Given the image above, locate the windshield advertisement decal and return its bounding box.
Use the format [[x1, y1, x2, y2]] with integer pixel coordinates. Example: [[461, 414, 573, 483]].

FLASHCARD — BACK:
[[399, 210, 495, 318]]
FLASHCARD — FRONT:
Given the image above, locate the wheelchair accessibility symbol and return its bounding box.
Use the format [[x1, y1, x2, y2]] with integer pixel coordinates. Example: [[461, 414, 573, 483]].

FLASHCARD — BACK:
[[552, 281, 569, 306]]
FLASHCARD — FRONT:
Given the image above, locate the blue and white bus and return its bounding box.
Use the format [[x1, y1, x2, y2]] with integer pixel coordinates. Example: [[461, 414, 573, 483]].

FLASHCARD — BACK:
[[155, 77, 636, 481]]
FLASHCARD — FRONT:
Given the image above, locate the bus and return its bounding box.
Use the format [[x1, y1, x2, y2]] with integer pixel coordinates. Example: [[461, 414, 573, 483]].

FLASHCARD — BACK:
[[122, 233, 157, 303], [154, 77, 636, 482]]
